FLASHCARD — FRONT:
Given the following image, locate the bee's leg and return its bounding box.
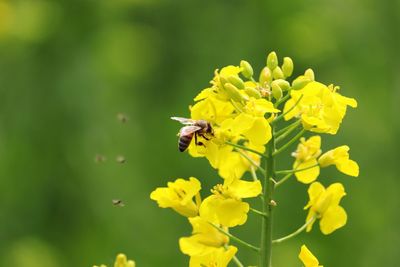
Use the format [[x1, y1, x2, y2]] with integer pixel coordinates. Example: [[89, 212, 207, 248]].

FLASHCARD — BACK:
[[199, 133, 211, 141], [195, 133, 205, 147]]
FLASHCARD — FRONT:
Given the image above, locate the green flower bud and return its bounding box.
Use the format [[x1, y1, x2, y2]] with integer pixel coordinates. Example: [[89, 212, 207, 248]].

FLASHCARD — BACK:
[[304, 68, 315, 81], [282, 57, 294, 77], [271, 82, 283, 100], [240, 60, 253, 78], [267, 51, 278, 70], [272, 66, 285, 80], [259, 67, 272, 85], [272, 79, 290, 91], [227, 75, 245, 89], [291, 76, 311, 90], [224, 83, 246, 103], [244, 87, 262, 99]]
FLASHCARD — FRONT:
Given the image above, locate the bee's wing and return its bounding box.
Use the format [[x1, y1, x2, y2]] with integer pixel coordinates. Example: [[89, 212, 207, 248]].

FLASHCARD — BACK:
[[171, 116, 196, 125], [179, 126, 201, 136]]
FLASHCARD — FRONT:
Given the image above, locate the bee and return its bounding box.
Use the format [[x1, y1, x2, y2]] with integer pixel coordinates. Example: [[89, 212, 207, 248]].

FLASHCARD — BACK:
[[112, 199, 125, 207], [171, 117, 213, 152]]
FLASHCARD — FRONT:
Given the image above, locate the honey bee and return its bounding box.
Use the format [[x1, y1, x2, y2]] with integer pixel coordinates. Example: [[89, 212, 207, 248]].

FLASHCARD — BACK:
[[171, 117, 213, 152]]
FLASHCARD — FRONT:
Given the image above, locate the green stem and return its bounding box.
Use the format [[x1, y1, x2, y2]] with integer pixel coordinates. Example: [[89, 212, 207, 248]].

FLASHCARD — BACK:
[[250, 166, 259, 181], [274, 91, 291, 108], [250, 207, 268, 218], [232, 255, 244, 267], [272, 94, 304, 124], [272, 217, 316, 244], [260, 124, 276, 267], [225, 141, 267, 158], [274, 173, 293, 188], [236, 149, 266, 175], [275, 120, 301, 143], [272, 129, 306, 157], [275, 164, 319, 175], [210, 223, 260, 253]]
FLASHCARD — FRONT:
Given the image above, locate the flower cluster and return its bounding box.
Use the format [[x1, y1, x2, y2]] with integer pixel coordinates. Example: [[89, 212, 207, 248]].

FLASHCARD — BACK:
[[151, 52, 359, 266]]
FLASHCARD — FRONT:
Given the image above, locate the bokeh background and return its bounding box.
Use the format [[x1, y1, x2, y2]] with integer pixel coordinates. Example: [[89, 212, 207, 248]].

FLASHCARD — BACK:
[[0, 0, 399, 266]]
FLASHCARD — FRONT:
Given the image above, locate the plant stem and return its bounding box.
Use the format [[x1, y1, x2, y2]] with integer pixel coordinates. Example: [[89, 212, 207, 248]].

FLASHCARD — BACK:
[[260, 125, 276, 267], [275, 164, 319, 175], [272, 129, 306, 157], [272, 94, 303, 125], [274, 172, 293, 188], [232, 255, 245, 267], [236, 149, 266, 175], [275, 120, 301, 143], [272, 217, 316, 244], [250, 207, 268, 218], [210, 223, 260, 253], [225, 141, 267, 158]]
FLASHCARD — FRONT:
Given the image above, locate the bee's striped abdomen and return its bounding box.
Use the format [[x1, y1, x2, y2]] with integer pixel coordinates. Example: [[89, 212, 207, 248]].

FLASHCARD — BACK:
[[178, 134, 193, 152]]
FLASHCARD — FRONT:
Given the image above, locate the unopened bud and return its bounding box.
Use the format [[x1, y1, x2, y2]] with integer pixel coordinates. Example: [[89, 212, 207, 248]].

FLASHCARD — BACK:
[[227, 75, 245, 89], [291, 76, 311, 90], [240, 60, 253, 78], [271, 82, 283, 100], [273, 79, 290, 91], [224, 83, 246, 103], [259, 67, 272, 85], [266, 51, 278, 70], [244, 87, 262, 99], [272, 67, 284, 80], [127, 260, 136, 267], [304, 68, 315, 81], [270, 200, 277, 206], [282, 57, 294, 77], [115, 254, 127, 267]]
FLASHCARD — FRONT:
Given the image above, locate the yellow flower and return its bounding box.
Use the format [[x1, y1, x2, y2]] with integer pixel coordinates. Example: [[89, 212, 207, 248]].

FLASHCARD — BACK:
[[179, 216, 229, 257], [199, 178, 262, 227], [93, 253, 135, 267], [292, 136, 322, 183], [304, 182, 347, 235], [299, 245, 323, 267], [318, 145, 359, 177], [283, 81, 357, 134], [150, 177, 201, 217], [189, 246, 237, 267]]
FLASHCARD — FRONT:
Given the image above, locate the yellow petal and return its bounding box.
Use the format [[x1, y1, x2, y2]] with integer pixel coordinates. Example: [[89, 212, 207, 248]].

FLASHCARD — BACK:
[[216, 198, 249, 227], [232, 113, 255, 134], [304, 182, 325, 210], [319, 205, 347, 234], [243, 117, 272, 146], [228, 179, 262, 199], [337, 159, 359, 177], [299, 245, 321, 267], [294, 159, 320, 184], [325, 183, 346, 207]]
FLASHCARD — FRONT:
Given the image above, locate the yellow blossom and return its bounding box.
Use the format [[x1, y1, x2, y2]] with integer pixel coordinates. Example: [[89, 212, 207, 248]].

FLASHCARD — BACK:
[[283, 81, 357, 134], [299, 245, 323, 267], [93, 253, 135, 267], [179, 216, 229, 257], [318, 145, 359, 177], [150, 177, 201, 217], [189, 246, 237, 267], [304, 182, 347, 235], [199, 178, 262, 227], [292, 136, 321, 184]]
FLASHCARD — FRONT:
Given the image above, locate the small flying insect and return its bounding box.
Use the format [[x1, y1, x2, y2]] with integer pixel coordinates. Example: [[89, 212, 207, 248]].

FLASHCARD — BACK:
[[112, 199, 125, 207], [171, 117, 213, 152]]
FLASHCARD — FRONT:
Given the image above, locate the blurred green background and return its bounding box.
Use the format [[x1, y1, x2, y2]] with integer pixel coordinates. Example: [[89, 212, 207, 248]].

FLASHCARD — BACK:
[[0, 0, 398, 266]]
